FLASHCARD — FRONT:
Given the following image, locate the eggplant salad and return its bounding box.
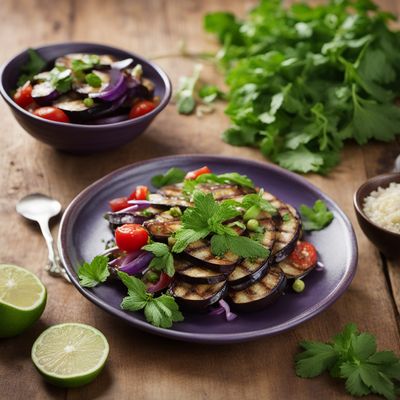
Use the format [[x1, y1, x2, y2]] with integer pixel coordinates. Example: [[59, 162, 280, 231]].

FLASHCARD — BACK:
[[78, 166, 330, 329], [13, 49, 158, 124]]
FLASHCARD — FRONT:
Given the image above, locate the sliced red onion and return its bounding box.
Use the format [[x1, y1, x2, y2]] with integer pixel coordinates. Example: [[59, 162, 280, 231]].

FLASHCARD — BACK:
[[100, 246, 119, 257], [119, 251, 153, 276], [120, 250, 142, 267], [147, 272, 172, 293], [108, 257, 120, 267], [219, 300, 237, 321], [115, 205, 139, 214], [89, 69, 127, 102], [111, 58, 134, 70], [316, 261, 325, 271], [127, 200, 151, 206], [208, 305, 225, 316]]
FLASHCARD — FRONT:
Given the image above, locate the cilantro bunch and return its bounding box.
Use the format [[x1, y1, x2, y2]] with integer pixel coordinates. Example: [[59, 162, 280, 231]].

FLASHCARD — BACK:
[[204, 0, 400, 174], [296, 324, 400, 399]]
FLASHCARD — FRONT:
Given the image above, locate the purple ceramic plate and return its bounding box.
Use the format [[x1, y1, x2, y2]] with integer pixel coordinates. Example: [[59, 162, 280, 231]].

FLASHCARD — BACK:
[[58, 155, 358, 344]]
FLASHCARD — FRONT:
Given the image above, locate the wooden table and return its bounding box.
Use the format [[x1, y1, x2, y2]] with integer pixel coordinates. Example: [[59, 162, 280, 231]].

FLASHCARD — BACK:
[[1, 1, 399, 399]]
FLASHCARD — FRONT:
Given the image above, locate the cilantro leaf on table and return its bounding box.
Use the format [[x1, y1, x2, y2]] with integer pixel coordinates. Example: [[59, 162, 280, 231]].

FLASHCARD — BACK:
[[299, 200, 333, 231], [17, 48, 47, 87], [198, 84, 225, 103], [151, 167, 186, 188], [78, 255, 110, 287], [142, 242, 175, 277], [295, 323, 400, 400], [204, 1, 400, 174], [175, 64, 203, 114], [118, 272, 183, 328]]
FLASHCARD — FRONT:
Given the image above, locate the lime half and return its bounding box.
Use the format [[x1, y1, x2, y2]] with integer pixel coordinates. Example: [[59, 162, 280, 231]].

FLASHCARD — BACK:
[[32, 323, 109, 388], [0, 264, 47, 338]]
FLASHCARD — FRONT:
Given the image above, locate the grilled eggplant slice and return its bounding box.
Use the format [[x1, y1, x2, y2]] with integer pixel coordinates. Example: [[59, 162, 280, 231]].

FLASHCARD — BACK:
[[277, 257, 316, 280], [144, 211, 182, 240], [170, 279, 227, 311], [228, 266, 286, 312], [184, 239, 239, 273], [105, 206, 164, 231], [261, 192, 301, 262], [147, 193, 191, 208], [197, 183, 254, 201], [228, 217, 276, 291], [175, 258, 227, 285], [74, 70, 110, 95], [55, 53, 117, 69]]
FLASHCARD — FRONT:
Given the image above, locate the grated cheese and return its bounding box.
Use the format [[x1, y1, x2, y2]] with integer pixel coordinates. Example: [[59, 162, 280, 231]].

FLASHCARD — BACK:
[[363, 182, 400, 234]]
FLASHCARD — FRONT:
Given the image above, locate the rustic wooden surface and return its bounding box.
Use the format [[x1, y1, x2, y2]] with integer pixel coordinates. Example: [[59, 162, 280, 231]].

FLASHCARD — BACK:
[[0, 1, 399, 399]]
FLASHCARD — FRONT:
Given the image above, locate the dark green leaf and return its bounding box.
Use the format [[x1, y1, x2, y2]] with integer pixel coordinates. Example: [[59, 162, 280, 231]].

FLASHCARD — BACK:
[[78, 255, 110, 287], [17, 49, 47, 87], [299, 200, 334, 231], [151, 167, 186, 188]]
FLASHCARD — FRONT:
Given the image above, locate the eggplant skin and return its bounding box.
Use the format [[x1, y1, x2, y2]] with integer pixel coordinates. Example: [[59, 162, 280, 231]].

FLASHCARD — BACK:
[[278, 258, 317, 280], [170, 279, 228, 312], [227, 259, 271, 291], [175, 258, 227, 285], [228, 267, 286, 312]]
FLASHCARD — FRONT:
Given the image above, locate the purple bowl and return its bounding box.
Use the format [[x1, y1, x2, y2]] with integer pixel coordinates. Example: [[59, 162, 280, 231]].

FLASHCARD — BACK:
[[0, 42, 171, 154]]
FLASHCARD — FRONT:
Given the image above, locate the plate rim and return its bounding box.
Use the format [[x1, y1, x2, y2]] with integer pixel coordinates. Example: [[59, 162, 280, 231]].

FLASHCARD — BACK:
[[58, 154, 358, 344]]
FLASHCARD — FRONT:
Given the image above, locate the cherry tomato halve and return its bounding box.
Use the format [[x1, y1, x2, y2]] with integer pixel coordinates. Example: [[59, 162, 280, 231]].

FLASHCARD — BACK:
[[147, 272, 173, 293], [128, 185, 149, 201], [185, 166, 212, 180], [13, 82, 33, 108], [129, 100, 156, 119], [288, 241, 318, 270], [109, 197, 129, 212], [33, 107, 70, 123], [115, 224, 149, 253]]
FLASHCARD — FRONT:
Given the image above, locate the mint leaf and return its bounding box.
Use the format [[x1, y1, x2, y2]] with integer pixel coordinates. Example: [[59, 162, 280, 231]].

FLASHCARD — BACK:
[[299, 199, 333, 231], [118, 271, 148, 294], [211, 234, 269, 259], [78, 255, 110, 287], [172, 228, 209, 253], [17, 48, 46, 87], [241, 190, 277, 215], [151, 167, 186, 188]]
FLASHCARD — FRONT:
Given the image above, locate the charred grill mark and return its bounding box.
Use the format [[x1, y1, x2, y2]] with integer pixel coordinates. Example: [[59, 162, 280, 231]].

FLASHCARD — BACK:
[[172, 280, 226, 301], [186, 240, 239, 266]]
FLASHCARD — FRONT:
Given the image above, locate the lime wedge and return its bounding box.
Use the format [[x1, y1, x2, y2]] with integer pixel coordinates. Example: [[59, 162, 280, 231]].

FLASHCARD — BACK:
[[0, 264, 47, 338], [31, 323, 109, 388]]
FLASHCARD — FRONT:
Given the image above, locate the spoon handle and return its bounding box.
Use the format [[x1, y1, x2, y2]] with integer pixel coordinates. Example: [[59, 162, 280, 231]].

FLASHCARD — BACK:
[[38, 219, 70, 283]]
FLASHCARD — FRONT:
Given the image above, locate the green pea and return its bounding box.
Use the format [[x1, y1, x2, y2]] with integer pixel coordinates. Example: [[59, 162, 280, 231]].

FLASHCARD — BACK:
[[83, 97, 94, 107], [246, 219, 259, 231], [292, 279, 305, 293], [169, 207, 182, 217], [244, 205, 260, 221]]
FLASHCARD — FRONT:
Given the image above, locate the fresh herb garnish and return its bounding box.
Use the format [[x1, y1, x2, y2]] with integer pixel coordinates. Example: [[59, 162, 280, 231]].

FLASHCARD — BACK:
[[142, 242, 175, 277], [118, 272, 183, 328], [151, 167, 186, 188], [300, 200, 333, 231], [296, 323, 400, 400], [71, 57, 98, 73], [183, 172, 254, 195], [198, 84, 225, 103], [241, 189, 277, 217], [50, 68, 72, 94], [172, 190, 268, 259], [204, 1, 400, 174], [175, 64, 203, 114], [78, 255, 110, 287], [17, 48, 46, 87], [85, 72, 102, 88]]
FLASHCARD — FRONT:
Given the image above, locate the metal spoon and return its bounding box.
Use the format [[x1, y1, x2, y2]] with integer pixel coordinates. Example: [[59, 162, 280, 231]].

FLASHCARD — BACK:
[[16, 193, 70, 282]]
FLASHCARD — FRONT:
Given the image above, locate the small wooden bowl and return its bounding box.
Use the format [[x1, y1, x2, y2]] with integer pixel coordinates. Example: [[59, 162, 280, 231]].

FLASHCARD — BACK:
[[354, 173, 400, 259]]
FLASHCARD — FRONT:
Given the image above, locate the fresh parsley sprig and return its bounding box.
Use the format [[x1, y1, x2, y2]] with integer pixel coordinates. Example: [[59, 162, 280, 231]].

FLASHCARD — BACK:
[[299, 200, 333, 231], [78, 255, 110, 287], [172, 190, 268, 259], [118, 272, 183, 328], [142, 242, 175, 277], [295, 323, 400, 400]]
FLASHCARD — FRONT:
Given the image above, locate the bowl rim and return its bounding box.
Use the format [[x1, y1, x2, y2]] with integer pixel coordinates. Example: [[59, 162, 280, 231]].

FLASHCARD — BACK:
[[353, 172, 400, 238], [0, 41, 172, 129]]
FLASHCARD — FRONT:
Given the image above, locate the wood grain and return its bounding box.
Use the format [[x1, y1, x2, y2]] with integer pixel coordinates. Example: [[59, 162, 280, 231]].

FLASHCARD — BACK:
[[0, 1, 399, 400]]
